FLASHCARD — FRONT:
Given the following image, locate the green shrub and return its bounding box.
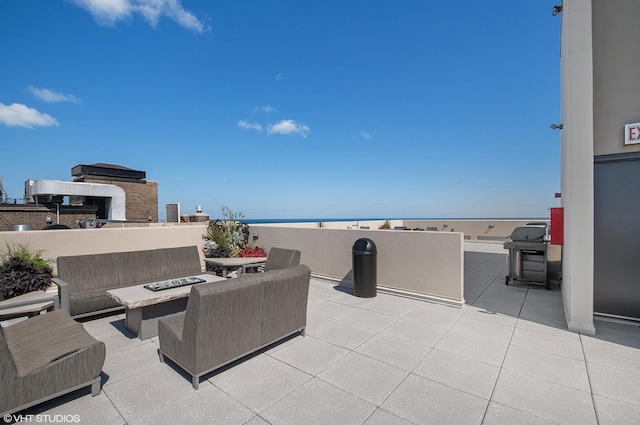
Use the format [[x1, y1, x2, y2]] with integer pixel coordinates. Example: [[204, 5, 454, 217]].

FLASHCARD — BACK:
[[378, 219, 392, 229], [0, 243, 54, 299]]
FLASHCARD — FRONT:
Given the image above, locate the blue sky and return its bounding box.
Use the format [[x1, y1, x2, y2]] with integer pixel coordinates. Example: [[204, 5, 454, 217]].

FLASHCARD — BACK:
[[0, 0, 562, 220]]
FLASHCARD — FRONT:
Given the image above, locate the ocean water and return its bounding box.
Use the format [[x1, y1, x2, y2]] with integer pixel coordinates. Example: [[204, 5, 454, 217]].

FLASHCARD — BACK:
[[242, 217, 546, 224]]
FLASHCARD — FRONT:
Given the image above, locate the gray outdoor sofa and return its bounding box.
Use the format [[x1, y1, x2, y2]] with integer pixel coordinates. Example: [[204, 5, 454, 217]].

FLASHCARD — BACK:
[[54, 246, 202, 318], [0, 309, 106, 415], [158, 264, 311, 389]]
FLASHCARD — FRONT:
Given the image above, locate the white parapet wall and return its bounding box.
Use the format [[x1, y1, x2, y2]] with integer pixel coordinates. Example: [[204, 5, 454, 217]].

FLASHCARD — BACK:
[[0, 224, 210, 273], [250, 225, 465, 307]]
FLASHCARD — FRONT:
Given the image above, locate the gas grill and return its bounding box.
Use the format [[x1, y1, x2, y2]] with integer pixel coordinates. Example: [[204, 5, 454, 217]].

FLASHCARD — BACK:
[[504, 224, 550, 289]]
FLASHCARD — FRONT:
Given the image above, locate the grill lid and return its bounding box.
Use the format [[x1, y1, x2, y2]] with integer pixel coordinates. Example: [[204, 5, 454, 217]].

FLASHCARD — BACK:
[[508, 226, 546, 242]]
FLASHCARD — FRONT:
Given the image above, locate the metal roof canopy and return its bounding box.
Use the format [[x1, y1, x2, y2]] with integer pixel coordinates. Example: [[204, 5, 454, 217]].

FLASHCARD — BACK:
[[71, 163, 146, 180], [25, 179, 126, 222]]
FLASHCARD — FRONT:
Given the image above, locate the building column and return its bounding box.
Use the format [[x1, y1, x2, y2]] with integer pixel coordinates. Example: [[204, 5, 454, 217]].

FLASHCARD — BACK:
[[560, 0, 596, 334]]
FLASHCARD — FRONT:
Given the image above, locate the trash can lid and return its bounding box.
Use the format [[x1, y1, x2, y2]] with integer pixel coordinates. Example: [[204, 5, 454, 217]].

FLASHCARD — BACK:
[[353, 238, 377, 254]]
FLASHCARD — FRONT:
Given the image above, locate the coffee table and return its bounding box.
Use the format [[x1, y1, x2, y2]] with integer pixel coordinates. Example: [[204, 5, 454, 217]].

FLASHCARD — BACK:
[[107, 273, 225, 340], [204, 257, 267, 278]]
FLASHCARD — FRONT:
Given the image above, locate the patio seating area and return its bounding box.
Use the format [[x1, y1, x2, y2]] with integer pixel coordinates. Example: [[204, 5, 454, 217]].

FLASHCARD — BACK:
[[6, 242, 640, 424]]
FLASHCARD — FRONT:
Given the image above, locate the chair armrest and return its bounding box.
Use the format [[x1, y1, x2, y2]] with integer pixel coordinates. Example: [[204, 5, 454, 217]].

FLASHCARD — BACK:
[[51, 278, 70, 311], [0, 291, 57, 311]]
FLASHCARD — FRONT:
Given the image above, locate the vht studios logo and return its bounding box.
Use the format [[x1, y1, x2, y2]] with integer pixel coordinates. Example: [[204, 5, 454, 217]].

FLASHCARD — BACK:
[[625, 122, 640, 145], [3, 414, 80, 423]]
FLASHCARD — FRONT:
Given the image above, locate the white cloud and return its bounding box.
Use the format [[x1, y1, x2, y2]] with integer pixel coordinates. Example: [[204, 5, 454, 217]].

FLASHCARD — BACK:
[[237, 120, 262, 132], [267, 119, 310, 138], [70, 0, 209, 33], [253, 105, 274, 114], [28, 86, 81, 103], [275, 73, 284, 81], [0, 103, 59, 128], [361, 131, 371, 140]]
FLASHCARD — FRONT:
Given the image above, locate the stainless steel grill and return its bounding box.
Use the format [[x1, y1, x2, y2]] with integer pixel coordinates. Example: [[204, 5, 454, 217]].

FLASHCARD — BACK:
[[504, 224, 550, 289]]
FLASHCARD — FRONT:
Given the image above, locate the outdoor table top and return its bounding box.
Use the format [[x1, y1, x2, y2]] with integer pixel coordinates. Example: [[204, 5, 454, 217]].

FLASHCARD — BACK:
[[203, 257, 267, 267], [0, 290, 57, 319], [106, 273, 226, 310]]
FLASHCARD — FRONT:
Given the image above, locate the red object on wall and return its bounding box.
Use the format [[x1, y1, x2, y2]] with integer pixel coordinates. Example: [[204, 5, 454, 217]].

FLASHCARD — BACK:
[[550, 207, 564, 245]]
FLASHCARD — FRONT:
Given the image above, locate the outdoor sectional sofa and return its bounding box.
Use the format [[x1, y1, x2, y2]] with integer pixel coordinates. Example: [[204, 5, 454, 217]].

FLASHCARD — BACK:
[[54, 246, 202, 318], [158, 264, 311, 389], [0, 309, 106, 415]]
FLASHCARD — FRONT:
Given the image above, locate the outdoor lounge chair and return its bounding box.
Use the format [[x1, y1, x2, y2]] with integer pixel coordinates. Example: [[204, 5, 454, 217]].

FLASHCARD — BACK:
[[263, 247, 301, 271], [0, 310, 106, 415]]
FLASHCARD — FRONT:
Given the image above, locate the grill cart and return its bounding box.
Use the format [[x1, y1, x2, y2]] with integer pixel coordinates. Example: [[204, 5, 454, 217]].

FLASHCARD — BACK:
[[504, 224, 550, 290]]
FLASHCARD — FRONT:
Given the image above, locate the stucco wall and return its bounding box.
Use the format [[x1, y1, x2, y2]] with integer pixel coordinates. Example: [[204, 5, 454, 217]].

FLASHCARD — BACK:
[[592, 0, 640, 156], [250, 225, 464, 306], [0, 224, 209, 273]]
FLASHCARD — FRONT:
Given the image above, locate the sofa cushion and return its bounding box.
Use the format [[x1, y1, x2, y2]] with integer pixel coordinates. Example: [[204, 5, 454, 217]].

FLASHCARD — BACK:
[[57, 253, 121, 293], [2, 310, 103, 376], [114, 250, 167, 286], [161, 246, 202, 279], [69, 290, 123, 317]]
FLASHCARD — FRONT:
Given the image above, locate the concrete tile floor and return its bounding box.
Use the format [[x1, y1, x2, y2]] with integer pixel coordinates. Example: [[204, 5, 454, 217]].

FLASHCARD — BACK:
[[12, 243, 640, 424]]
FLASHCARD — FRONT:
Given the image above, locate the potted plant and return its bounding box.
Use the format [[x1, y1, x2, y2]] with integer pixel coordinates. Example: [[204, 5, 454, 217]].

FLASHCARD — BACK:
[[203, 207, 267, 275], [0, 243, 54, 300]]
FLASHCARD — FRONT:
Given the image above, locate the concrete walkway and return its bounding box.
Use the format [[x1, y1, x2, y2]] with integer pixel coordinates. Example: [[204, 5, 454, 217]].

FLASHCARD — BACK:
[[13, 244, 640, 424]]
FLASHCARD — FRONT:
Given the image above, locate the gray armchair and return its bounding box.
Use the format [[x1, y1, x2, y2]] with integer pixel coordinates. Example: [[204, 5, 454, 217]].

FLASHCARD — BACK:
[[263, 247, 301, 272], [0, 310, 106, 415]]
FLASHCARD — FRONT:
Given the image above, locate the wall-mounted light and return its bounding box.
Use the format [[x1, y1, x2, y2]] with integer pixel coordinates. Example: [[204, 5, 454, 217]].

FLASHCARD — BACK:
[[488, 224, 495, 229], [550, 123, 563, 130], [552, 5, 563, 16], [45, 215, 52, 224], [443, 223, 449, 228]]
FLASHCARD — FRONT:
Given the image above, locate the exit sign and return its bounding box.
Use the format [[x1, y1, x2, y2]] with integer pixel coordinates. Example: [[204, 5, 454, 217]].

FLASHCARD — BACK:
[[625, 122, 640, 145]]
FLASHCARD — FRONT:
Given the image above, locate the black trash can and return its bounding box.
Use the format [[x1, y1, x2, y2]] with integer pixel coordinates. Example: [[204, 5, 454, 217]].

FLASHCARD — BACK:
[[352, 238, 377, 298]]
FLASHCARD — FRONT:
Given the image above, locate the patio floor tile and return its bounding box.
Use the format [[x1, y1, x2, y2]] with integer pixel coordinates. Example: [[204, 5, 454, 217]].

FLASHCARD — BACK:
[[413, 348, 500, 399], [268, 335, 350, 375], [317, 352, 408, 405], [102, 341, 163, 386], [306, 314, 376, 350], [362, 408, 413, 425], [309, 300, 361, 320], [131, 383, 254, 425], [582, 333, 640, 373], [339, 308, 398, 333], [492, 368, 597, 425], [208, 354, 311, 413], [260, 378, 375, 425], [462, 304, 519, 327], [448, 316, 514, 344], [19, 388, 125, 425], [501, 344, 590, 392], [482, 402, 555, 425], [103, 362, 197, 422], [354, 333, 431, 371], [381, 374, 488, 425], [381, 317, 448, 347], [592, 395, 640, 425], [403, 304, 462, 330], [510, 327, 585, 361], [587, 362, 640, 407], [434, 329, 508, 366]]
